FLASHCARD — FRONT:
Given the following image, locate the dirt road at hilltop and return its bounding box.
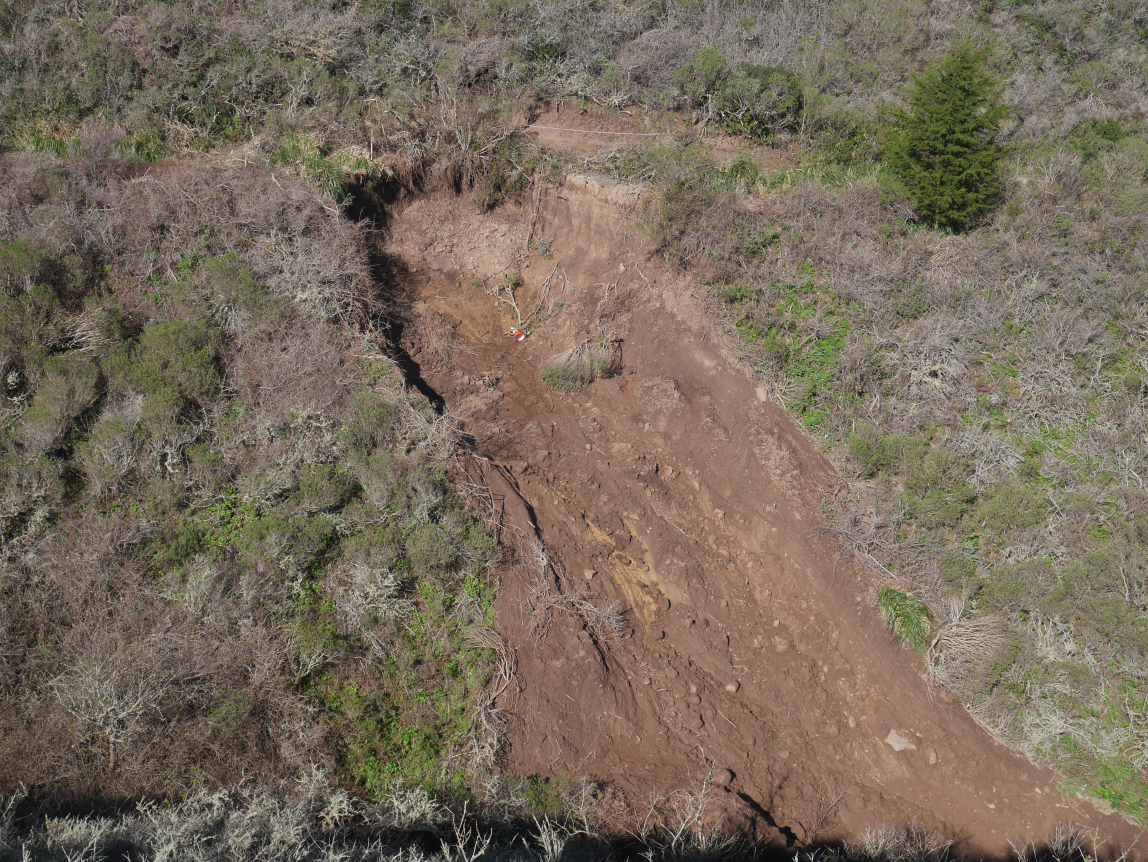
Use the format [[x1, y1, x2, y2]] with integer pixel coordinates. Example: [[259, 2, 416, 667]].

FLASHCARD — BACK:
[[383, 175, 1142, 858]]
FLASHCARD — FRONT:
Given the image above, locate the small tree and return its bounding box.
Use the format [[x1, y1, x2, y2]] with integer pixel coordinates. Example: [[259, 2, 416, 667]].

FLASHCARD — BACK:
[[884, 42, 1010, 231]]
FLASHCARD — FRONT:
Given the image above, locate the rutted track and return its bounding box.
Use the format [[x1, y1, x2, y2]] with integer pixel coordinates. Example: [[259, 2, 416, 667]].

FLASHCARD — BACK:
[[384, 176, 1142, 857]]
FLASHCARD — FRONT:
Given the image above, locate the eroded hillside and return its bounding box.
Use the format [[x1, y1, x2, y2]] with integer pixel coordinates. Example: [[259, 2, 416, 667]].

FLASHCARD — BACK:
[[383, 175, 1143, 856]]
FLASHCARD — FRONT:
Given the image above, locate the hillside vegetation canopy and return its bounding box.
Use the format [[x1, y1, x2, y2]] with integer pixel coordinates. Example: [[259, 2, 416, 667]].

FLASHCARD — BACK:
[[1, 0, 1148, 847]]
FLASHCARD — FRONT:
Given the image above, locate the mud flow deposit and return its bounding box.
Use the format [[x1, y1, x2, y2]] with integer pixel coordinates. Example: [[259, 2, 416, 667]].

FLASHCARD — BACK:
[[386, 176, 1141, 857]]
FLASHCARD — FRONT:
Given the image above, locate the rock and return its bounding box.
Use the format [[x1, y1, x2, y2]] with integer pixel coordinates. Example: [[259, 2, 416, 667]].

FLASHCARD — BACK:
[[687, 713, 705, 730], [725, 681, 740, 694], [885, 730, 917, 752], [658, 596, 671, 611], [926, 745, 938, 765], [616, 554, 632, 566], [773, 636, 790, 652], [688, 682, 698, 694], [654, 629, 665, 640], [711, 768, 734, 787], [583, 569, 596, 581]]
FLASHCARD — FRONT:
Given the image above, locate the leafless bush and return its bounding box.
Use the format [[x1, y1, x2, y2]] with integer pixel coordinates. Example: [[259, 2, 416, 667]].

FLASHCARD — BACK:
[[265, 4, 365, 68], [330, 562, 412, 639], [617, 28, 695, 91], [50, 649, 169, 772], [529, 575, 627, 644], [928, 606, 1009, 702], [71, 125, 129, 187], [855, 824, 952, 862], [454, 38, 507, 87]]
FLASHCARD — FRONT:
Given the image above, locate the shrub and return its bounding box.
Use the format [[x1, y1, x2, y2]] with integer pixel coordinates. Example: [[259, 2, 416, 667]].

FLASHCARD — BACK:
[[877, 586, 932, 656], [883, 42, 1010, 231], [938, 548, 977, 590], [714, 64, 803, 138], [976, 480, 1048, 541], [407, 524, 459, 571], [673, 48, 731, 105], [849, 426, 923, 478], [674, 51, 803, 139], [124, 319, 222, 407], [16, 352, 100, 456]]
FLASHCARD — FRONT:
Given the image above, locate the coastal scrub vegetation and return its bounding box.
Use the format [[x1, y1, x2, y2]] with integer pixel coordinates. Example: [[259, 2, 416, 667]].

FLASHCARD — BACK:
[[0, 151, 503, 804], [1, 0, 1147, 843]]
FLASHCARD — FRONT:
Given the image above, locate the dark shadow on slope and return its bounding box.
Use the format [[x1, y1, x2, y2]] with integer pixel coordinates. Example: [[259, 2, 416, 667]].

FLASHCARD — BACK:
[[0, 791, 1137, 862]]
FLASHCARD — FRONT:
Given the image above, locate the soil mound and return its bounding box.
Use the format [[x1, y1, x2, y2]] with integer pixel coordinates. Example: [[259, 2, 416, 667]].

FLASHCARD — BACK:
[[385, 176, 1142, 857]]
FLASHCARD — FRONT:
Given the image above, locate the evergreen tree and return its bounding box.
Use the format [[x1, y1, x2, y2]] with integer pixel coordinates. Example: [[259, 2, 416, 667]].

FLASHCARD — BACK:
[[885, 42, 1010, 231]]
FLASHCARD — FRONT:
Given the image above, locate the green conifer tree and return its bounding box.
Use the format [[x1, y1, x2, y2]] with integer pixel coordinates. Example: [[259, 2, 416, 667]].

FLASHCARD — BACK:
[[885, 42, 1010, 231]]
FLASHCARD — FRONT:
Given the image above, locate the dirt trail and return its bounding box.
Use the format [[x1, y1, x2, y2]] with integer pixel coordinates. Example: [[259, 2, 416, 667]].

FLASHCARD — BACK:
[[522, 105, 794, 174], [386, 176, 1142, 857]]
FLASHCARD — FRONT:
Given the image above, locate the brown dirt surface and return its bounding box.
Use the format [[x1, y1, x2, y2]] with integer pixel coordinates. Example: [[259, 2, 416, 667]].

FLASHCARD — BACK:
[[522, 104, 793, 177], [383, 175, 1143, 858]]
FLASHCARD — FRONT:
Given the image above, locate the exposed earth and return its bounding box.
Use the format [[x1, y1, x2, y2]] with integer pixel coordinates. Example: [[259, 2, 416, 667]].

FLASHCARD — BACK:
[[381, 174, 1143, 858]]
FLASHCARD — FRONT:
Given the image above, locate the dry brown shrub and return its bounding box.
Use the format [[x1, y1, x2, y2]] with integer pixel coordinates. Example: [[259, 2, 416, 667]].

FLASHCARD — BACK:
[[617, 28, 696, 91], [454, 38, 507, 87]]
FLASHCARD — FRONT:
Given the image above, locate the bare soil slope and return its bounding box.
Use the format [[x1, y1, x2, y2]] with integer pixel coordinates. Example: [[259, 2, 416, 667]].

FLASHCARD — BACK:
[[385, 176, 1142, 857]]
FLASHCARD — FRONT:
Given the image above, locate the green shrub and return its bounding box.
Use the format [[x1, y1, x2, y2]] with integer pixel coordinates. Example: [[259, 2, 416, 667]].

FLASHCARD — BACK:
[[406, 524, 460, 572], [539, 363, 592, 393], [199, 254, 288, 328], [124, 319, 222, 407], [715, 64, 803, 138], [877, 586, 932, 655], [340, 392, 400, 457], [162, 524, 204, 569], [985, 557, 1058, 614], [295, 464, 359, 514], [16, 353, 101, 456], [673, 51, 803, 140], [902, 446, 972, 498], [673, 48, 731, 105], [883, 42, 1010, 230], [938, 548, 977, 590], [239, 513, 338, 572], [849, 426, 923, 478], [976, 480, 1048, 540]]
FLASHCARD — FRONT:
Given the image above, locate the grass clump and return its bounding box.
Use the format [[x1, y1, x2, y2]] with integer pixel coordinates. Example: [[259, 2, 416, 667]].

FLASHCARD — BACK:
[[538, 340, 619, 394], [877, 587, 932, 656]]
